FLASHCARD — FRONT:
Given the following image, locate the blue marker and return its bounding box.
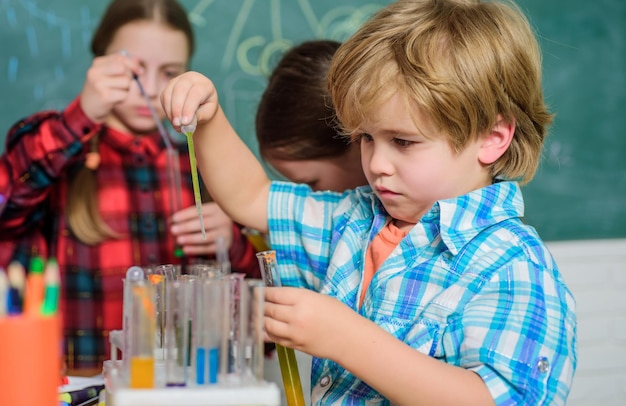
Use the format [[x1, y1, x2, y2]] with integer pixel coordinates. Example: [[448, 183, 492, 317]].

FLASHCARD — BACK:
[[6, 261, 25, 315]]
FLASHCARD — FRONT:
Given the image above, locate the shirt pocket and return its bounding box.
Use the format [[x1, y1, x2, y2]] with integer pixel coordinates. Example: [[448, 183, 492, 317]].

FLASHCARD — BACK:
[[371, 296, 448, 358]]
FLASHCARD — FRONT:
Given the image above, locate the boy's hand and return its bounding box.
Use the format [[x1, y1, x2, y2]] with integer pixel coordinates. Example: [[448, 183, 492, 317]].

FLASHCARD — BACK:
[[264, 287, 359, 360], [160, 71, 219, 132], [80, 53, 142, 123], [170, 202, 234, 256]]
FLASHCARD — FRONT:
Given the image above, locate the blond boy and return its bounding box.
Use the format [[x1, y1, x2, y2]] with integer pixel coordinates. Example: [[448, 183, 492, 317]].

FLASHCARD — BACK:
[[162, 0, 577, 404]]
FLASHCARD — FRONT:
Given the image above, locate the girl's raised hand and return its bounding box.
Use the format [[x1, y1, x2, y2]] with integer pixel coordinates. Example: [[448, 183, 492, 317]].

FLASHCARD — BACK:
[[80, 53, 142, 123], [160, 71, 219, 133]]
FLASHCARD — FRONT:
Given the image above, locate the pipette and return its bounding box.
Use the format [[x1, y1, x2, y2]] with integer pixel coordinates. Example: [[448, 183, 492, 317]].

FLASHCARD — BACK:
[[181, 119, 207, 240], [121, 50, 195, 257]]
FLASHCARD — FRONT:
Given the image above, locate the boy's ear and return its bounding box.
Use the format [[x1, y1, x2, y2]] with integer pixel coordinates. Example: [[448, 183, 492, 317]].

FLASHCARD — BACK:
[[478, 114, 515, 165]]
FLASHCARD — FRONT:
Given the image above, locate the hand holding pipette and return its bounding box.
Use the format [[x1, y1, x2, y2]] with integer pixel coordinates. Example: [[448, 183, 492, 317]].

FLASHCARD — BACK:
[[79, 53, 143, 123]]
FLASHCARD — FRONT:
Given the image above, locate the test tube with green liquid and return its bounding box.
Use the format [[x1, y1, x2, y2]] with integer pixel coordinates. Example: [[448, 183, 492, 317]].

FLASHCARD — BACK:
[[256, 251, 306, 406], [181, 121, 206, 240]]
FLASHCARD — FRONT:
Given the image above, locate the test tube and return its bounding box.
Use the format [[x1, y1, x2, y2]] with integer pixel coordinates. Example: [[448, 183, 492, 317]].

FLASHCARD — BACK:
[[216, 236, 231, 274], [192, 278, 225, 385], [219, 276, 265, 384], [122, 266, 145, 382], [177, 274, 198, 375], [165, 279, 191, 386], [146, 267, 168, 358], [187, 261, 222, 279], [220, 273, 245, 383], [243, 279, 265, 383], [128, 281, 156, 389], [256, 251, 305, 406]]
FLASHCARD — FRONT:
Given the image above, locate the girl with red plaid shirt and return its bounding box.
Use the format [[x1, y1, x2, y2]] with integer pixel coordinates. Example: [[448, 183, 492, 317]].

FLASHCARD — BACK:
[[0, 0, 259, 371]]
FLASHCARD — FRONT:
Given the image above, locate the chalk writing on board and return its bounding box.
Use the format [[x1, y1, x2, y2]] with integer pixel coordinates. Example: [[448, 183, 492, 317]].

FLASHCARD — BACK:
[[187, 0, 383, 75], [183, 0, 387, 139]]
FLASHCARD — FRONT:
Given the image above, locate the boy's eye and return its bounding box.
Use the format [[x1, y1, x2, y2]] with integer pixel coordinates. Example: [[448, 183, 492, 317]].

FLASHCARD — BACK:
[[393, 137, 414, 148]]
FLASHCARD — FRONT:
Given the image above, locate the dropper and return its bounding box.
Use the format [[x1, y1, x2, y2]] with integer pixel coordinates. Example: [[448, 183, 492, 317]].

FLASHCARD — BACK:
[[181, 118, 207, 240]]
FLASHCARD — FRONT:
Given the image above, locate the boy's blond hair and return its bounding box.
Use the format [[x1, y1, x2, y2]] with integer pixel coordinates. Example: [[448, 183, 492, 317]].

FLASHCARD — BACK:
[[328, 0, 553, 184]]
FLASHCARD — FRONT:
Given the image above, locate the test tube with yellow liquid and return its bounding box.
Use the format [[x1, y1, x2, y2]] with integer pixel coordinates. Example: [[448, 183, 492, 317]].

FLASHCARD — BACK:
[[256, 250, 306, 406], [129, 281, 156, 389]]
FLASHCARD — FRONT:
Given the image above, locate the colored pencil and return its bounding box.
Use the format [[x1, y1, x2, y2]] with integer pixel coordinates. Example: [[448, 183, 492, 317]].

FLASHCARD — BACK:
[[7, 261, 26, 315], [23, 256, 45, 315], [41, 258, 60, 316], [0, 267, 8, 317]]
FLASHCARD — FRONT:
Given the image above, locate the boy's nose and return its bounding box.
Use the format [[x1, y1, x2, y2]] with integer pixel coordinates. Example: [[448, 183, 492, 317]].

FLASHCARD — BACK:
[[365, 145, 394, 176]]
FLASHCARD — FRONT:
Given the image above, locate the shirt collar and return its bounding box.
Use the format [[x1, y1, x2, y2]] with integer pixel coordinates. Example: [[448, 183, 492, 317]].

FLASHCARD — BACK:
[[428, 181, 524, 255], [101, 125, 166, 157], [365, 181, 524, 255]]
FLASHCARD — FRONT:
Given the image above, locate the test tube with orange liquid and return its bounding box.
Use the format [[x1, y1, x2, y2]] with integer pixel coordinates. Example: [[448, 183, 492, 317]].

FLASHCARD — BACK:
[[128, 281, 155, 389]]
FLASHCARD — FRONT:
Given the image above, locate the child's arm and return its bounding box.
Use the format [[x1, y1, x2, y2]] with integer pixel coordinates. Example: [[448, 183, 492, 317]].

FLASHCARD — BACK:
[[265, 287, 495, 406], [161, 72, 270, 233]]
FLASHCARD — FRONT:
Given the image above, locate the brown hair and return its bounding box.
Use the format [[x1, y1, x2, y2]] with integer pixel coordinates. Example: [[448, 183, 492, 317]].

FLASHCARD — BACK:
[[67, 0, 194, 245], [328, 0, 553, 185], [256, 40, 348, 161]]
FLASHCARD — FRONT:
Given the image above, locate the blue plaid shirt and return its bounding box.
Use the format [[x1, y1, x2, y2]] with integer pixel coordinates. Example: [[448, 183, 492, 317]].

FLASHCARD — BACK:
[[268, 180, 577, 405]]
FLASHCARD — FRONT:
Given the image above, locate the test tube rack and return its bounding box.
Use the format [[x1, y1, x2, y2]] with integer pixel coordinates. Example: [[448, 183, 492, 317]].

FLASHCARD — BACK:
[[103, 330, 281, 406]]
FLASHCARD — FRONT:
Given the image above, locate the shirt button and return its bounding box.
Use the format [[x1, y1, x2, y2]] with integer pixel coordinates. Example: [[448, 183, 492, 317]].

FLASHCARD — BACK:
[[320, 376, 331, 387], [536, 356, 550, 373]]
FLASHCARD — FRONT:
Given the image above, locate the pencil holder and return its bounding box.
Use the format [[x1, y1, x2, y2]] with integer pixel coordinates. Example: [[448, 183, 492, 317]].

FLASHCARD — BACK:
[[0, 314, 61, 406]]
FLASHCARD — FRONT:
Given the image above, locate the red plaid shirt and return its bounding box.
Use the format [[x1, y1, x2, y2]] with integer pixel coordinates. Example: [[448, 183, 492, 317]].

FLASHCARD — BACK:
[[0, 98, 260, 370]]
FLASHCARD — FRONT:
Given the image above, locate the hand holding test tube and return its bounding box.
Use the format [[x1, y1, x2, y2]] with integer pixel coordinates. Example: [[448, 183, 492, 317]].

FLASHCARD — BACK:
[[256, 251, 305, 406]]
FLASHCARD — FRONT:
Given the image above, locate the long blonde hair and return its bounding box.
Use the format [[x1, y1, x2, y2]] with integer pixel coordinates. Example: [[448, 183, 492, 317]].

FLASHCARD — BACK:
[[67, 0, 194, 245]]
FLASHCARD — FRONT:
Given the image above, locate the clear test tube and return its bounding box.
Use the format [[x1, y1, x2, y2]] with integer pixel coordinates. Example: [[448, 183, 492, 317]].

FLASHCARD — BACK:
[[122, 266, 145, 383], [188, 261, 222, 279], [145, 267, 167, 358], [256, 251, 306, 406], [256, 250, 281, 287], [165, 279, 191, 386], [192, 278, 225, 385], [177, 274, 198, 373], [216, 236, 231, 274], [219, 273, 245, 384], [128, 281, 156, 389], [243, 278, 265, 383], [155, 264, 178, 281]]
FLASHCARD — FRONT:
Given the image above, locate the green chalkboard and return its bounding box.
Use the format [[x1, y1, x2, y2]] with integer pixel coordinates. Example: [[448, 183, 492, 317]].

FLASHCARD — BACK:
[[0, 0, 624, 241], [519, 0, 626, 241]]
